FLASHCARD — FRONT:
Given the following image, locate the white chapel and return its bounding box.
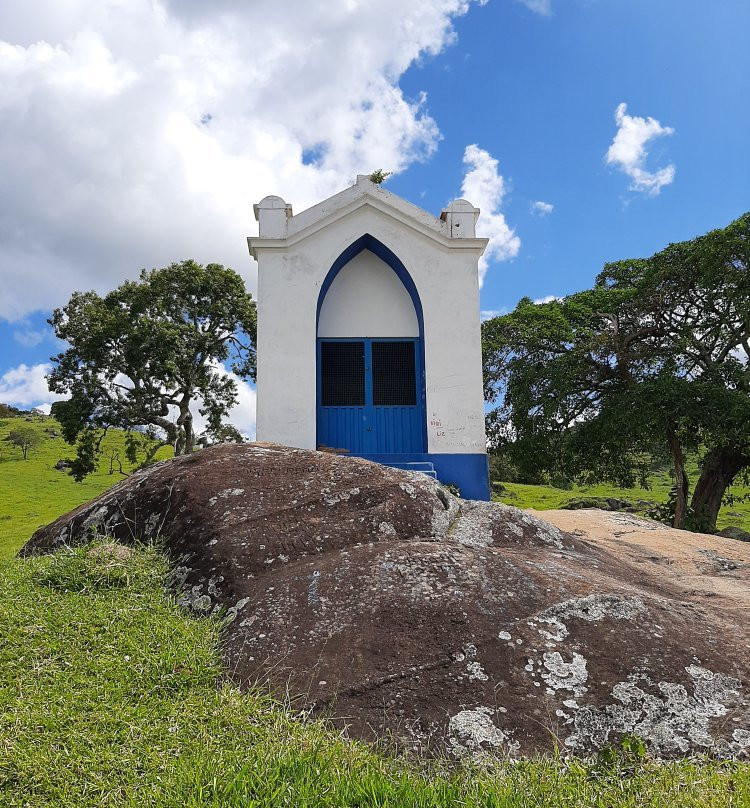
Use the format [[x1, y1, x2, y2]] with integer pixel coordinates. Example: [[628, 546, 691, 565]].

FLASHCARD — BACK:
[[248, 175, 490, 499]]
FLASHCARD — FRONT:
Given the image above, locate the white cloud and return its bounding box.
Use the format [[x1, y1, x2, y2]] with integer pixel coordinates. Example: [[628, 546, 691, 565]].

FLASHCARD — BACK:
[[515, 0, 552, 15], [605, 102, 676, 196], [0, 363, 63, 408], [224, 373, 257, 440], [189, 364, 257, 441], [530, 200, 554, 216], [480, 308, 508, 321], [533, 294, 562, 304], [0, 0, 479, 321], [13, 327, 47, 348], [461, 144, 520, 286]]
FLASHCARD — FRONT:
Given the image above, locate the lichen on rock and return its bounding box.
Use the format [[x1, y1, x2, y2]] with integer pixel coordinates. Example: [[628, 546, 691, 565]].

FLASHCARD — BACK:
[[447, 707, 518, 759], [541, 651, 588, 697], [565, 665, 744, 755]]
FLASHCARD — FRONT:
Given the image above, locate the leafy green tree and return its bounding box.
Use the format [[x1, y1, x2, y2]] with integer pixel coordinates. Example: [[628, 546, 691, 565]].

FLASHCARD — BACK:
[[483, 213, 750, 531], [197, 423, 245, 446], [48, 260, 257, 480], [6, 427, 41, 460]]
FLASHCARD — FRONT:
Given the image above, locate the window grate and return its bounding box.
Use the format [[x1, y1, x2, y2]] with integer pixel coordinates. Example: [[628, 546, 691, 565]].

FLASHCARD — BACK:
[[321, 341, 365, 406], [372, 341, 416, 406]]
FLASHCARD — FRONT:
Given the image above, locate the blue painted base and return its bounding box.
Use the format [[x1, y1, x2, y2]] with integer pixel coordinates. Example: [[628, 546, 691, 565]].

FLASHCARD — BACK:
[[351, 452, 491, 501]]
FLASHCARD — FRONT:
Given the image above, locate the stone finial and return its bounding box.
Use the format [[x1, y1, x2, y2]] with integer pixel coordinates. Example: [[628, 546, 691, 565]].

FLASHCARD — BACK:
[[440, 199, 480, 238], [254, 195, 293, 238]]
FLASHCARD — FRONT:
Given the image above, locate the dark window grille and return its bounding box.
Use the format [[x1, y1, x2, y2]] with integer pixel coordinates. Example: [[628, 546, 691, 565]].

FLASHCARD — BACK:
[[372, 341, 416, 406], [321, 341, 365, 406]]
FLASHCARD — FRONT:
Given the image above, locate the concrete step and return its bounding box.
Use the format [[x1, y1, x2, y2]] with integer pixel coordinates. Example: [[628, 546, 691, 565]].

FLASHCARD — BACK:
[[382, 461, 437, 479]]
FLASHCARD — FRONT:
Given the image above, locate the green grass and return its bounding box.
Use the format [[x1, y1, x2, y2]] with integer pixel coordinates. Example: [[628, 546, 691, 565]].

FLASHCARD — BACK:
[[494, 457, 750, 533], [1, 544, 748, 807], [0, 415, 171, 559]]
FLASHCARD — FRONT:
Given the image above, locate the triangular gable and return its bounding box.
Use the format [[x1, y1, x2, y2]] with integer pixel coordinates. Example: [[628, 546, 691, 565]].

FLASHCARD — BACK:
[[249, 175, 487, 254]]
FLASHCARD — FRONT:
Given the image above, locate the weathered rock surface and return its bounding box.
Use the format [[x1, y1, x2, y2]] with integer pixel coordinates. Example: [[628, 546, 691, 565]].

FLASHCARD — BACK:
[[21, 445, 750, 759], [561, 496, 657, 514], [719, 526, 750, 543]]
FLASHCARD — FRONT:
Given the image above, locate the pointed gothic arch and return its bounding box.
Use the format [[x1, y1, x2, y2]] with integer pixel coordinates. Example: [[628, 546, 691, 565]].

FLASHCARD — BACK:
[[316, 234, 427, 454]]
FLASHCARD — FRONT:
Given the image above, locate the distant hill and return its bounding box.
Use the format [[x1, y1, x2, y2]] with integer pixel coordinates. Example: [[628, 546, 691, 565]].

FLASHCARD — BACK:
[[0, 414, 172, 559], [0, 403, 28, 418]]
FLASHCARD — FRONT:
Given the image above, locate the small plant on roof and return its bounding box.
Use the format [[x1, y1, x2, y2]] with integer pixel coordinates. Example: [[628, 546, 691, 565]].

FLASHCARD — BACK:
[[368, 169, 392, 184]]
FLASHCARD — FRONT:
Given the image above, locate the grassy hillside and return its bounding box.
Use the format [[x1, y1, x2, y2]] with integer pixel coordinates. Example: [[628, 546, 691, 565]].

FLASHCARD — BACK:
[[493, 456, 750, 533], [0, 414, 171, 559], [2, 543, 747, 807]]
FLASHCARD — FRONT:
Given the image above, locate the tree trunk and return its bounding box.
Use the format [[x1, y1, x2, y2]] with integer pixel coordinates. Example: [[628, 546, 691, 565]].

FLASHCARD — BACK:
[[666, 428, 689, 529], [175, 396, 193, 455], [690, 446, 749, 531], [184, 412, 194, 454]]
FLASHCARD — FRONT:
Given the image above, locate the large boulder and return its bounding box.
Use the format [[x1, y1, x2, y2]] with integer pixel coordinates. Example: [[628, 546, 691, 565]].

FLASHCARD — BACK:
[[21, 444, 750, 759], [719, 526, 750, 543], [562, 496, 636, 512]]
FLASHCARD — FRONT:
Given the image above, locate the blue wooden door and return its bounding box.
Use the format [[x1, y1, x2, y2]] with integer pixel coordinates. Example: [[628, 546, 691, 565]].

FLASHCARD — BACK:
[[317, 340, 367, 453], [317, 339, 423, 454]]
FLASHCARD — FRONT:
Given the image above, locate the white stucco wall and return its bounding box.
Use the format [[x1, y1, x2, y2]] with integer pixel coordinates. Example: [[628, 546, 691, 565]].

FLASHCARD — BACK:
[[250, 179, 487, 455], [318, 249, 418, 338]]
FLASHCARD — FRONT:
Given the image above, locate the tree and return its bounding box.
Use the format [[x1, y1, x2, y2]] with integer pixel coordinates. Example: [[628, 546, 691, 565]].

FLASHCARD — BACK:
[[102, 446, 125, 476], [48, 260, 257, 480], [7, 427, 41, 460], [482, 212, 750, 531], [196, 423, 245, 447]]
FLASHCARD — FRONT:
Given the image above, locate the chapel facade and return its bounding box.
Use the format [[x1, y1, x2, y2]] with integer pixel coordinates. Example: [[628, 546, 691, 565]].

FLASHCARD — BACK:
[[248, 175, 490, 499]]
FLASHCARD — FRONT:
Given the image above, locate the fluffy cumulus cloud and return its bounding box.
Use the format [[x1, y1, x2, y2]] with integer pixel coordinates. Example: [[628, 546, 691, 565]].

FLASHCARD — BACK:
[[0, 0, 479, 321], [515, 0, 552, 15], [605, 102, 676, 196], [223, 374, 257, 440], [188, 364, 258, 441], [530, 200, 554, 216], [460, 144, 520, 285], [0, 363, 59, 408], [533, 294, 562, 304]]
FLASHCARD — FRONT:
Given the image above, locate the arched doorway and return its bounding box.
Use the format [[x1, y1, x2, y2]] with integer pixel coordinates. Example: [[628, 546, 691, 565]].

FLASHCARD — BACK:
[[316, 235, 426, 455]]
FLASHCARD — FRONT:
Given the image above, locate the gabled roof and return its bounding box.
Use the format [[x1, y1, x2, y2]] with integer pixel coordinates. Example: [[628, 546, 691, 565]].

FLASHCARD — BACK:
[[248, 175, 488, 257]]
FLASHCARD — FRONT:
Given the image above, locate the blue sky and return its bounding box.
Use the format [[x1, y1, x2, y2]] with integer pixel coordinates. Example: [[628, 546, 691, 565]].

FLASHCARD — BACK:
[[1, 0, 748, 431], [389, 0, 750, 311]]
